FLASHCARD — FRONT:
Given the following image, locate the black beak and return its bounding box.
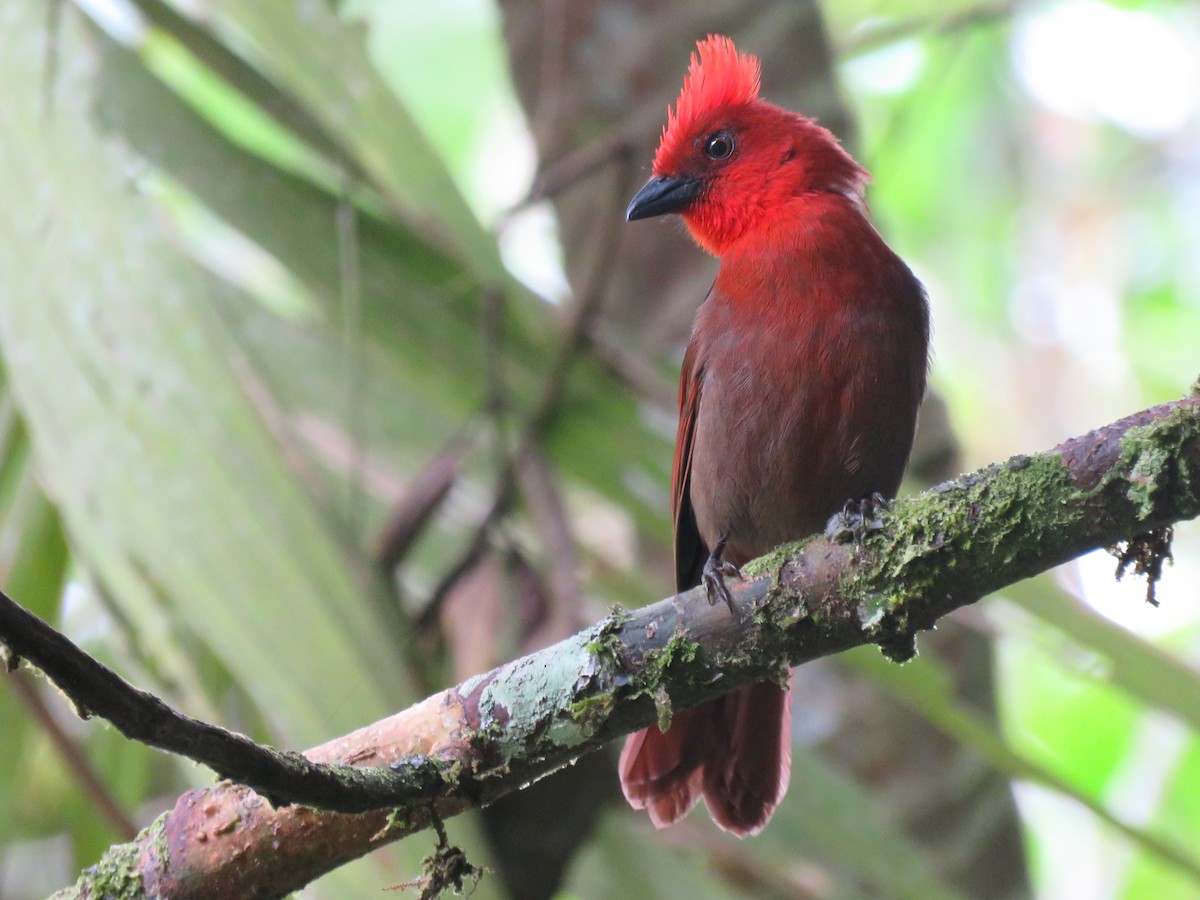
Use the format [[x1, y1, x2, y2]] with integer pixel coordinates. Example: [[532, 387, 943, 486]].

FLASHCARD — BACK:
[[626, 175, 703, 221]]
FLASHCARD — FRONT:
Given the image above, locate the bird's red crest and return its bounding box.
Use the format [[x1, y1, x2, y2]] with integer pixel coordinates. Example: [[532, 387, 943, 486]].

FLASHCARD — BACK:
[[654, 35, 761, 176]]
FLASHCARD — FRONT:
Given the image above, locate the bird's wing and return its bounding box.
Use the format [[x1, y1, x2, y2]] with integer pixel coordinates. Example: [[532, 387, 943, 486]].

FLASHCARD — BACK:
[[672, 335, 707, 592]]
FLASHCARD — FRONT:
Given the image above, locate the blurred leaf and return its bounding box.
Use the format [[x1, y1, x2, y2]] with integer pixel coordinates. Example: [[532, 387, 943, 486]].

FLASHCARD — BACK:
[[0, 381, 71, 848], [130, 0, 358, 179], [0, 414, 39, 852], [847, 644, 1200, 884], [564, 812, 750, 900], [860, 30, 1017, 331], [996, 592, 1200, 899], [752, 748, 966, 900], [0, 680, 25, 849], [0, 377, 67, 604], [93, 37, 493, 417], [349, 0, 516, 207], [997, 617, 1138, 795], [198, 0, 508, 284], [0, 6, 413, 752], [0, 404, 153, 875], [1123, 736, 1200, 899], [93, 31, 672, 541], [1006, 577, 1200, 738], [824, 0, 1013, 38], [1124, 283, 1200, 402]]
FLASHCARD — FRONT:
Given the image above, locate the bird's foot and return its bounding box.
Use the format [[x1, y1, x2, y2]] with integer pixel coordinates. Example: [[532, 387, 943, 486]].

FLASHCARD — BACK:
[[702, 537, 741, 616], [825, 492, 891, 544]]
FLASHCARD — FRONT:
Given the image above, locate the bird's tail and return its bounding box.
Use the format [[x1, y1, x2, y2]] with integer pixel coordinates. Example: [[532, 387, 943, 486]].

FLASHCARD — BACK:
[[618, 678, 792, 836]]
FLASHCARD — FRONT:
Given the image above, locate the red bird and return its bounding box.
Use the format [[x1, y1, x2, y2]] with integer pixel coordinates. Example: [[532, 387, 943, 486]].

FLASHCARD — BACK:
[[619, 36, 930, 836]]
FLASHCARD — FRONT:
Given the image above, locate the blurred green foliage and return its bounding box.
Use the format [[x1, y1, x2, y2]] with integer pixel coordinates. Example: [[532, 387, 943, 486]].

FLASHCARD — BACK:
[[0, 1, 1198, 898]]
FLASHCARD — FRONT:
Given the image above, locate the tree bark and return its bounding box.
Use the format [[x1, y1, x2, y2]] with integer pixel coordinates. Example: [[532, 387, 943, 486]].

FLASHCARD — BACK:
[[7, 393, 1195, 898]]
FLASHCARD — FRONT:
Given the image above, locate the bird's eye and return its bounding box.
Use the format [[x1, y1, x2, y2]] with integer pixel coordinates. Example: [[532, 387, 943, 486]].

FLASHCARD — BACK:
[[704, 131, 735, 161]]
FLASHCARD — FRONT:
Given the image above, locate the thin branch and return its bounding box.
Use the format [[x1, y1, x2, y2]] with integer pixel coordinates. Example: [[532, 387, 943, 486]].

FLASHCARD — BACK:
[[515, 132, 634, 211], [336, 180, 367, 538], [517, 447, 583, 641], [0, 585, 459, 814], [418, 144, 636, 627], [41, 0, 65, 120], [838, 1, 1015, 58], [373, 433, 469, 572], [585, 322, 677, 411], [416, 484, 510, 632], [9, 394, 1199, 898], [524, 143, 636, 436], [529, 0, 571, 145]]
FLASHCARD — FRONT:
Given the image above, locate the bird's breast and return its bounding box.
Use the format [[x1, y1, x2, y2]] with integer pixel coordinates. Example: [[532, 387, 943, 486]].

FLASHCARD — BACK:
[[686, 292, 925, 567]]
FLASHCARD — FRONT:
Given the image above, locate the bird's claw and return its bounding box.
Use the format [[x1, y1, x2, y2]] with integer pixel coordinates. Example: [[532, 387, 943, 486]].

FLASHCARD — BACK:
[[825, 492, 891, 544], [702, 537, 741, 616], [703, 559, 741, 614]]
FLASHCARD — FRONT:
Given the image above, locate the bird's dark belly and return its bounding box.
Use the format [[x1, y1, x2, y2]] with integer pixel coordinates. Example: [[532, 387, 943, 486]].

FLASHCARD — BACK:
[[688, 350, 918, 567]]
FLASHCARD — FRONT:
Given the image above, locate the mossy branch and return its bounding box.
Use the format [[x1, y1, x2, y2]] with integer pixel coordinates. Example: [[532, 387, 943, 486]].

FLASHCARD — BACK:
[[2, 396, 1196, 899]]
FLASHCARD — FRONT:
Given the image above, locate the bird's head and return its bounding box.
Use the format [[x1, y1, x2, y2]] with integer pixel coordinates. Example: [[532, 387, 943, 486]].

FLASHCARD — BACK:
[[627, 35, 867, 256]]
